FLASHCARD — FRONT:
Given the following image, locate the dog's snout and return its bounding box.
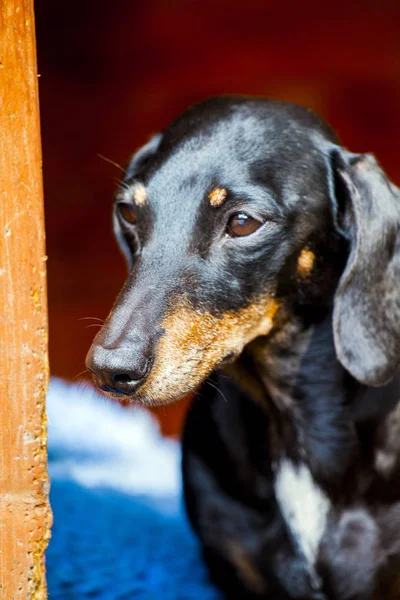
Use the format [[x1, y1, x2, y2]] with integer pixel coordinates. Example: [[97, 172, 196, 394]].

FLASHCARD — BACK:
[[86, 341, 153, 397]]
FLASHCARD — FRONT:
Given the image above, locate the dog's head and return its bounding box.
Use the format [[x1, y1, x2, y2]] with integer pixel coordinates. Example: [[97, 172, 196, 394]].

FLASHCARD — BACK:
[[86, 97, 400, 404]]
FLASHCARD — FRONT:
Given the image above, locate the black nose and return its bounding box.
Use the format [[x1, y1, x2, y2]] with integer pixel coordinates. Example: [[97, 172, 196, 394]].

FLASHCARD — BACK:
[[85, 342, 152, 396]]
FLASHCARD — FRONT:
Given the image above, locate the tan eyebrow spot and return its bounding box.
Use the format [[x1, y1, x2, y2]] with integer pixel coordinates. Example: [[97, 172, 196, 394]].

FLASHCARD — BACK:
[[209, 187, 227, 207], [132, 183, 147, 206], [297, 249, 315, 277]]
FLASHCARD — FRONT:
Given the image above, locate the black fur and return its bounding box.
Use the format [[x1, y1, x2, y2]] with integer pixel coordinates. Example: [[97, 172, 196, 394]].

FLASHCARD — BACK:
[[86, 97, 400, 599]]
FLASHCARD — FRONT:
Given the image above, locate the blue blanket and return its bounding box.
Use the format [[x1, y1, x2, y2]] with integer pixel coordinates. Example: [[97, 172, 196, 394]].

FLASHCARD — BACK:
[[47, 379, 221, 600]]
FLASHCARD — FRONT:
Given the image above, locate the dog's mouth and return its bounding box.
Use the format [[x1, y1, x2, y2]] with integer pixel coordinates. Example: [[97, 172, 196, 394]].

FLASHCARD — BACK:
[[88, 295, 280, 406], [87, 295, 280, 405], [91, 348, 241, 409]]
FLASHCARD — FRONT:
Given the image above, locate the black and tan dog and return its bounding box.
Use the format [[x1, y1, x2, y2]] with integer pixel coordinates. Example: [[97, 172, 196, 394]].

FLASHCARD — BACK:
[[86, 97, 400, 599]]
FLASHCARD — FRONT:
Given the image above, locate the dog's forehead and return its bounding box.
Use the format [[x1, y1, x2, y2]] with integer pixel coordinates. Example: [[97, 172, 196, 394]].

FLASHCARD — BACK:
[[146, 133, 250, 206], [154, 118, 317, 197], [123, 100, 337, 233], [158, 108, 322, 171]]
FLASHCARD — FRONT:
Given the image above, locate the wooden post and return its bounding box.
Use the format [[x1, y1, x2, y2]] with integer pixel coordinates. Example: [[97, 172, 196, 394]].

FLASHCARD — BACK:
[[0, 1, 51, 598]]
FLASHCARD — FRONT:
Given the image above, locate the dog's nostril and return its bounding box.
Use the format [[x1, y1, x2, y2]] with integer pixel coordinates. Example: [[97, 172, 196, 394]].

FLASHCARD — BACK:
[[113, 373, 134, 385], [87, 344, 154, 396]]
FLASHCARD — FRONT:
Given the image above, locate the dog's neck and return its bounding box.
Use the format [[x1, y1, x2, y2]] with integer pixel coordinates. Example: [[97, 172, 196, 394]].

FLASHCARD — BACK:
[[225, 308, 368, 485], [226, 306, 400, 488]]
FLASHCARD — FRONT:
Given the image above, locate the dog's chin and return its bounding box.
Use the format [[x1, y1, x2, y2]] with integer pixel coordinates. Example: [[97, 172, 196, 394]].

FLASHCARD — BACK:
[[133, 384, 198, 407], [135, 354, 244, 406], [95, 384, 193, 408], [94, 387, 133, 407]]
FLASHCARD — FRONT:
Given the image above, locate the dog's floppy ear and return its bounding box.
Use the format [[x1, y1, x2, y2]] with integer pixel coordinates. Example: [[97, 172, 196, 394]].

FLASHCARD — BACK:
[[124, 133, 163, 178], [329, 148, 400, 386]]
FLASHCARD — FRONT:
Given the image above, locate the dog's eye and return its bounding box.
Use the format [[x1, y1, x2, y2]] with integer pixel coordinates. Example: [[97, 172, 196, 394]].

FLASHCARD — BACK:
[[226, 212, 262, 237], [117, 203, 137, 225]]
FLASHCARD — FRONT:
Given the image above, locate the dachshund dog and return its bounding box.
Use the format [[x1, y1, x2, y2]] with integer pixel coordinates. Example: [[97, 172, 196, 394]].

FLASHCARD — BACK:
[[86, 97, 400, 599]]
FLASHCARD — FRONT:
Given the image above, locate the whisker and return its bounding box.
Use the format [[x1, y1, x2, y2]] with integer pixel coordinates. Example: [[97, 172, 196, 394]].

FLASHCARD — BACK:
[[73, 369, 89, 381], [206, 378, 229, 403], [85, 323, 103, 329], [79, 381, 92, 396], [78, 317, 105, 323], [97, 153, 124, 172], [115, 179, 131, 192]]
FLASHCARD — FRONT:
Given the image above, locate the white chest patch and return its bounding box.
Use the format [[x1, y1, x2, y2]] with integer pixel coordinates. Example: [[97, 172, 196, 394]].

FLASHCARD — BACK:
[[274, 460, 330, 574]]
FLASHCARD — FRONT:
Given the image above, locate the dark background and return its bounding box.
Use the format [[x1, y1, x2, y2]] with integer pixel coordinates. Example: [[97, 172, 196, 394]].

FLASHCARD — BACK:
[[35, 0, 400, 435]]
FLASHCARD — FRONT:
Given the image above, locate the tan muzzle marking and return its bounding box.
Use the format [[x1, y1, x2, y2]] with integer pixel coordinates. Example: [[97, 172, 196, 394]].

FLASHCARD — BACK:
[[135, 296, 280, 404]]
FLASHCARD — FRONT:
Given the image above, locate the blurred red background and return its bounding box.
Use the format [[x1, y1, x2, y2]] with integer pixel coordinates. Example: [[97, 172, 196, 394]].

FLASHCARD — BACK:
[[35, 0, 400, 436]]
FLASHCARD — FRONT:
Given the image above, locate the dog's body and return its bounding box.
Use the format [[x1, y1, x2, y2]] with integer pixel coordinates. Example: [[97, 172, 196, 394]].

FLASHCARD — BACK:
[[87, 97, 400, 599], [183, 334, 400, 599]]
